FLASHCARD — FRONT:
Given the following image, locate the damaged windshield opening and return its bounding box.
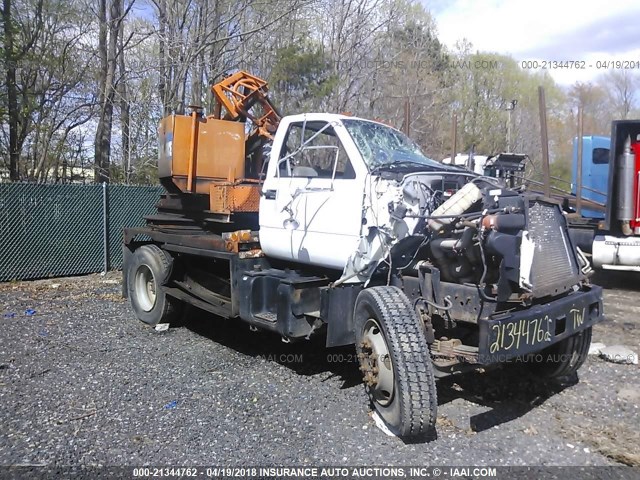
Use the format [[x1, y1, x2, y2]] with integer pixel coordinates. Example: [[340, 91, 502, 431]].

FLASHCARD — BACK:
[[342, 119, 449, 171]]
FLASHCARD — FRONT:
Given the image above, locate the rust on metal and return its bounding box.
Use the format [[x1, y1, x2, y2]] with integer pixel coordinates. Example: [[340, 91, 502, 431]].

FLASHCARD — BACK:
[[209, 182, 261, 214], [211, 70, 280, 139], [157, 71, 279, 221], [358, 339, 379, 387], [239, 249, 265, 259], [222, 230, 261, 254], [123, 227, 228, 252], [431, 338, 478, 365]]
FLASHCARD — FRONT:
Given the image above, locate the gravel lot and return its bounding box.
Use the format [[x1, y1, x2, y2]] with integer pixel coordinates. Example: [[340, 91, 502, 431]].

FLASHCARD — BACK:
[[0, 271, 639, 470]]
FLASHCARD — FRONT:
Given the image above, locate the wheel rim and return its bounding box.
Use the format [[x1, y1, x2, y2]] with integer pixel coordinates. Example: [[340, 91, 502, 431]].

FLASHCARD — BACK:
[[359, 318, 394, 406], [134, 264, 157, 312]]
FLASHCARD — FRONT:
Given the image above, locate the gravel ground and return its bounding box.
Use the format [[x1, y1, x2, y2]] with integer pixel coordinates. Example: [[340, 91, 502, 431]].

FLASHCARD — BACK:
[[0, 271, 638, 469]]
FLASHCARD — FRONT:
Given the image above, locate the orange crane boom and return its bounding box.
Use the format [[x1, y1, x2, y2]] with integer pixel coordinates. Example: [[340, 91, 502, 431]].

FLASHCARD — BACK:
[[158, 71, 280, 217]]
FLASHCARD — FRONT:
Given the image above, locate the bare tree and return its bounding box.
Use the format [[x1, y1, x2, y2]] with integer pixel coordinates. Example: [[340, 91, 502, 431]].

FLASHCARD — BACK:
[[599, 70, 639, 120], [94, 0, 128, 183], [1, 0, 618, 188], [1, 0, 43, 180], [117, 16, 131, 182], [151, 0, 302, 116]]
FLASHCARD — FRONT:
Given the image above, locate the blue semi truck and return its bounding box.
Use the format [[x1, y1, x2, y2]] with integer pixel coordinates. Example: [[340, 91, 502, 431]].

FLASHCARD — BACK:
[[569, 120, 640, 271], [571, 135, 609, 219]]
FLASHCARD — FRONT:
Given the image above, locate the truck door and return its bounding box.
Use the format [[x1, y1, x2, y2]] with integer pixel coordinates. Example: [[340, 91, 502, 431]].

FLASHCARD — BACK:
[[572, 136, 610, 218], [259, 118, 365, 269]]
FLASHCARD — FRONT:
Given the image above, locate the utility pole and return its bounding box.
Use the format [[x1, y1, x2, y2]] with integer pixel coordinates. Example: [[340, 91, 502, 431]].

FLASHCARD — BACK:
[[450, 113, 458, 164], [576, 105, 584, 216], [404, 97, 411, 137], [538, 87, 551, 198], [506, 99, 517, 152]]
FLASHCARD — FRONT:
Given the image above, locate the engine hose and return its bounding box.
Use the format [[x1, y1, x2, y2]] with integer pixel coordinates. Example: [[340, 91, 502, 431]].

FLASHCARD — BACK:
[[477, 229, 498, 302], [405, 208, 501, 220], [414, 296, 453, 311], [455, 226, 476, 250], [429, 238, 457, 281]]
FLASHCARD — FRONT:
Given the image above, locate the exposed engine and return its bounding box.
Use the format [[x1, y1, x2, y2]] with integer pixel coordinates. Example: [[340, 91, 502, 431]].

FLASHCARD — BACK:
[[347, 171, 587, 305]]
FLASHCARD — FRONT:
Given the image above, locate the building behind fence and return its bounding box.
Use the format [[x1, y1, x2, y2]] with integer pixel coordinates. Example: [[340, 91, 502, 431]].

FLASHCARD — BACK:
[[0, 183, 163, 282]]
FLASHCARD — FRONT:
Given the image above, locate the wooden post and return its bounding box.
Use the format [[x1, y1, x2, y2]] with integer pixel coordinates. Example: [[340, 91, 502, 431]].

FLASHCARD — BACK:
[[576, 106, 584, 215], [538, 86, 551, 197], [404, 97, 411, 136], [450, 113, 458, 164]]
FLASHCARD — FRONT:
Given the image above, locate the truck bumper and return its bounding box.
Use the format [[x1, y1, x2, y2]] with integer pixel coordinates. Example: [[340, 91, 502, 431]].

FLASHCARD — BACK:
[[477, 285, 603, 364]]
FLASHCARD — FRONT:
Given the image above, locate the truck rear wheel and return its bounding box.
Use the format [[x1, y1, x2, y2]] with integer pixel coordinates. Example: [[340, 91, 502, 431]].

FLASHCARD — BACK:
[[128, 244, 183, 326], [354, 286, 437, 440], [528, 327, 593, 378]]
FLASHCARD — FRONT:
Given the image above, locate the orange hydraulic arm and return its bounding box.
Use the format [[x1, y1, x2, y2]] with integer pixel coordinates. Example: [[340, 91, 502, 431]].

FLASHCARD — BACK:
[[211, 71, 281, 140], [159, 71, 280, 216]]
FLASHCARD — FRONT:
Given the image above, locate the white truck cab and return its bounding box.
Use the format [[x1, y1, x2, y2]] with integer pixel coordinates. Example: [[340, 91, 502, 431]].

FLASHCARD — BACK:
[[258, 113, 460, 278], [259, 114, 367, 269]]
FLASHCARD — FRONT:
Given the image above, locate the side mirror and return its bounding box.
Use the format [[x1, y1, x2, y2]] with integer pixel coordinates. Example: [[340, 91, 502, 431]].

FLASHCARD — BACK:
[[283, 217, 299, 230], [282, 205, 299, 230]]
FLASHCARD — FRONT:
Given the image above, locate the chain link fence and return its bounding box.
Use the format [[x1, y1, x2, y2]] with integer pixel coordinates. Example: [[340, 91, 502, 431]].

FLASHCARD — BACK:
[[0, 183, 163, 282]]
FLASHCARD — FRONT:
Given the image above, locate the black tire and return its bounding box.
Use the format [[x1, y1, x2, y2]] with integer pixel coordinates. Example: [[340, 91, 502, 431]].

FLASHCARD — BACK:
[[127, 244, 183, 326], [528, 327, 593, 378], [354, 286, 437, 440]]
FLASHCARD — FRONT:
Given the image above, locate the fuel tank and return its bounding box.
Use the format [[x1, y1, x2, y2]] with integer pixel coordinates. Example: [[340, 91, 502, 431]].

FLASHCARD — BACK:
[[158, 114, 246, 194], [592, 234, 640, 270]]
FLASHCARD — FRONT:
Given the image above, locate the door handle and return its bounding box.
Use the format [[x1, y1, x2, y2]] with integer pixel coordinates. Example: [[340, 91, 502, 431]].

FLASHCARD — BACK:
[[264, 190, 276, 199]]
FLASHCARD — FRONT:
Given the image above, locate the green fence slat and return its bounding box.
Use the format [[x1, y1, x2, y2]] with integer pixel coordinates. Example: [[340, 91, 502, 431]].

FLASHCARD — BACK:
[[107, 185, 163, 269], [0, 183, 163, 282]]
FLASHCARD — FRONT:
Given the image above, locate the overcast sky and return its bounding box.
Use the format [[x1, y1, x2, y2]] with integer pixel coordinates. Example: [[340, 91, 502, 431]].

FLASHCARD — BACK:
[[428, 0, 640, 85]]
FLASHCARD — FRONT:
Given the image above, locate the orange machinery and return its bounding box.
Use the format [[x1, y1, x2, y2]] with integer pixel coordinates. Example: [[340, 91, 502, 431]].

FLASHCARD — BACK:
[[158, 71, 281, 216]]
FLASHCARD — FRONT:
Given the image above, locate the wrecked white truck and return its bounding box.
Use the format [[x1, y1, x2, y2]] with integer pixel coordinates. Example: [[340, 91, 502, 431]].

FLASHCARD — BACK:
[[123, 72, 603, 440]]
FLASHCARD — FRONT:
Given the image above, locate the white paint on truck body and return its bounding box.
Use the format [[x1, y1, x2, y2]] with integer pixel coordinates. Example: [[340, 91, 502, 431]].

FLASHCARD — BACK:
[[258, 113, 468, 281], [259, 114, 369, 270]]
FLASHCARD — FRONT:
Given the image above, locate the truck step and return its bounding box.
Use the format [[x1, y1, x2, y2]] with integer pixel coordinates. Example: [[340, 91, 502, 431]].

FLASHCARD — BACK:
[[242, 268, 330, 288], [253, 312, 277, 323]]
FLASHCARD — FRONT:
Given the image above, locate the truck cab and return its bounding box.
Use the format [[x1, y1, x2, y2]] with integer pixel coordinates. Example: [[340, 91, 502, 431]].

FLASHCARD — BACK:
[[258, 113, 471, 281], [259, 114, 367, 269], [571, 135, 610, 219], [568, 121, 640, 271]]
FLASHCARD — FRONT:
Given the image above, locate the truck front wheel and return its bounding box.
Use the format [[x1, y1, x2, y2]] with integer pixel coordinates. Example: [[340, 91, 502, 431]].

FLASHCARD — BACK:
[[528, 327, 593, 378], [354, 286, 437, 440], [128, 244, 183, 326]]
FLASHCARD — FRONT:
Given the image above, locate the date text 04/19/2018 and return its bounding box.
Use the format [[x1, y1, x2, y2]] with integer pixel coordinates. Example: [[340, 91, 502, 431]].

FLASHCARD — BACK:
[[129, 466, 501, 478], [520, 60, 640, 70]]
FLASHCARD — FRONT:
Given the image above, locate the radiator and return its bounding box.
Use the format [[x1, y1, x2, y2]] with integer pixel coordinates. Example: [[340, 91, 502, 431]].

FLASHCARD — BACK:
[[528, 201, 580, 297]]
